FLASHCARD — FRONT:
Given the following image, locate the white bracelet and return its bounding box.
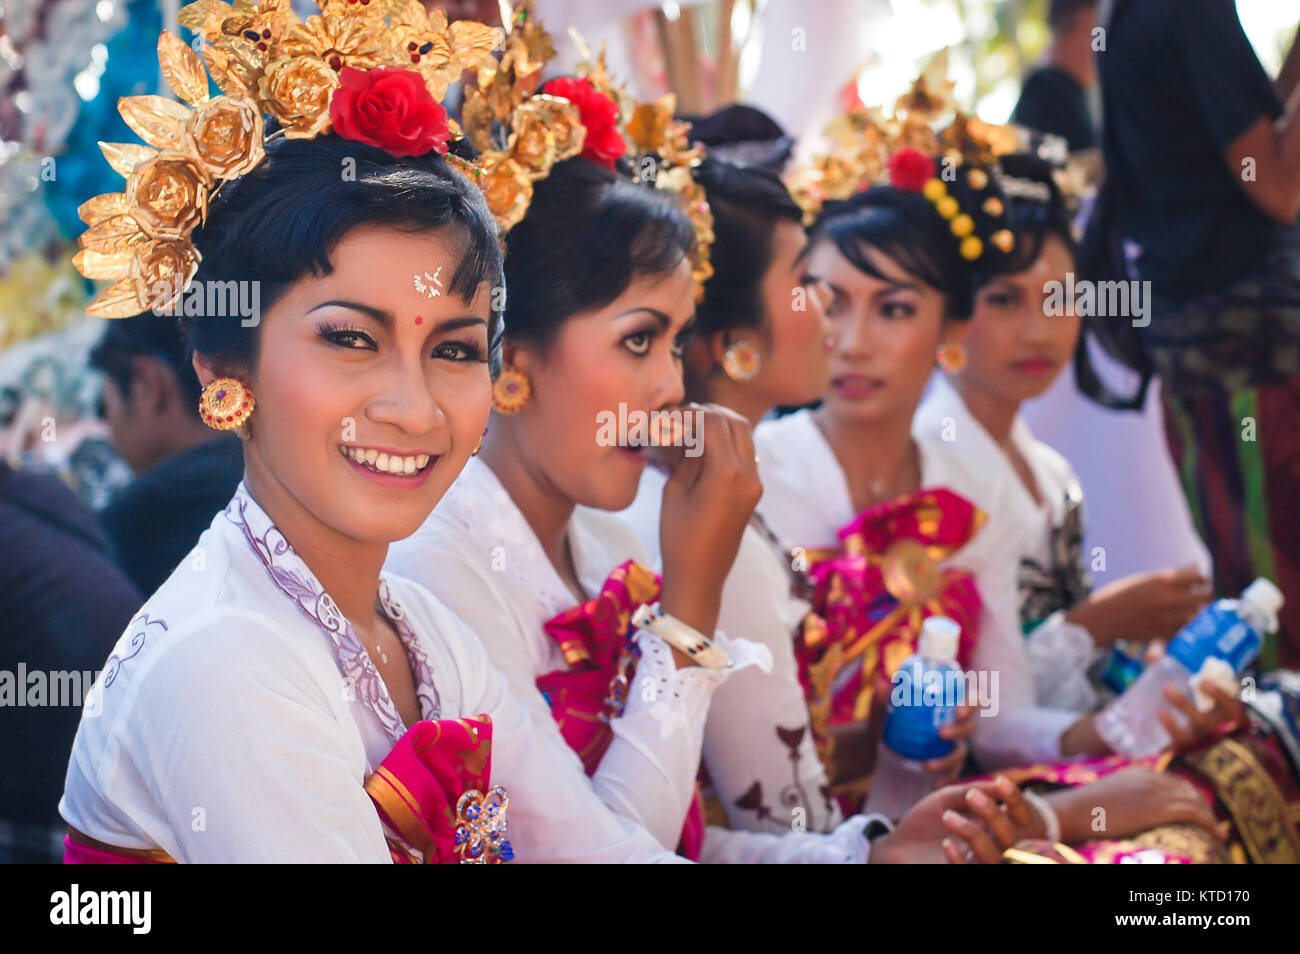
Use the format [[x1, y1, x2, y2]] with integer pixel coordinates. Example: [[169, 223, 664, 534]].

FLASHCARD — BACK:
[[631, 604, 732, 670], [1021, 788, 1061, 843]]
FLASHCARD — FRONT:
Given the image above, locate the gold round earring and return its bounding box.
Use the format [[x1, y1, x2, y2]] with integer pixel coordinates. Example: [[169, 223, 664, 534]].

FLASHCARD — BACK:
[[722, 340, 761, 382], [472, 428, 487, 456], [492, 365, 531, 414], [199, 377, 255, 433], [935, 340, 967, 374]]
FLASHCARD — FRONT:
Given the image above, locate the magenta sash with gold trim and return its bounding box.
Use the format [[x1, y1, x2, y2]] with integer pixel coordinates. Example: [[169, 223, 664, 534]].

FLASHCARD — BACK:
[[795, 488, 984, 769], [65, 716, 510, 864], [536, 560, 706, 860], [973, 719, 1300, 864]]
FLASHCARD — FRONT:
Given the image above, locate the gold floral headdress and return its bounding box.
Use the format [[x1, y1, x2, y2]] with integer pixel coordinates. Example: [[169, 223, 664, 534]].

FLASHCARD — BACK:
[[788, 50, 1023, 262], [450, 5, 586, 234], [452, 7, 714, 299], [73, 1, 502, 318], [623, 91, 715, 299]]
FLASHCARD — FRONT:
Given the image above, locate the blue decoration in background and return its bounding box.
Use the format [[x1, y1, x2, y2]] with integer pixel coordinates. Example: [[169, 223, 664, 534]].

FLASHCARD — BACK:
[[43, 0, 166, 239]]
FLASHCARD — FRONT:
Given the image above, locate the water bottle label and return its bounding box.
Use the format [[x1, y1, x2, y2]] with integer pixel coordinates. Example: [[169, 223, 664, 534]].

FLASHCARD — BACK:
[[883, 659, 961, 760], [1167, 603, 1261, 675]]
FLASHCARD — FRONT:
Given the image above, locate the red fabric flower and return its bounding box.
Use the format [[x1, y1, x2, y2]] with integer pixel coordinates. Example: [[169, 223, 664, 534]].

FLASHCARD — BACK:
[[542, 77, 626, 169], [888, 148, 936, 192], [329, 67, 450, 157]]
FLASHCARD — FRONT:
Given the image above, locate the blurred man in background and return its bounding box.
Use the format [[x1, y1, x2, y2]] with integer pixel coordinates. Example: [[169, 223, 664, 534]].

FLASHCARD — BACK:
[[1093, 0, 1300, 666], [89, 316, 243, 597], [0, 463, 141, 862], [1011, 0, 1099, 151]]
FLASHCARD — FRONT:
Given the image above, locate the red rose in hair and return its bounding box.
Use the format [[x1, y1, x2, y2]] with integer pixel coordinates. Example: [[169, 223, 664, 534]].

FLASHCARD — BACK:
[[329, 67, 450, 157], [888, 148, 936, 192], [542, 77, 626, 169]]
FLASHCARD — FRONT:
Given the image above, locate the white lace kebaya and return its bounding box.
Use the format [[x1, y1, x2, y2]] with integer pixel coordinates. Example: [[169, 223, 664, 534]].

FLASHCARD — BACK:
[[60, 482, 686, 862], [389, 457, 879, 862], [620, 467, 892, 859], [916, 374, 1104, 715], [753, 409, 1080, 770]]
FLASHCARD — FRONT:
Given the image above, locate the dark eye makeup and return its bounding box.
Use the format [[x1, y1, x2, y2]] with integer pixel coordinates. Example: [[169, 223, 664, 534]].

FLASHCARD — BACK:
[[315, 320, 488, 363]]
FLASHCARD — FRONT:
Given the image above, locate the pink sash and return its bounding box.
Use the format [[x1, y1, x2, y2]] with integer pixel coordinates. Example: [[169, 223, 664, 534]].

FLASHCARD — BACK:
[[794, 488, 985, 786], [65, 716, 511, 864], [536, 560, 706, 860]]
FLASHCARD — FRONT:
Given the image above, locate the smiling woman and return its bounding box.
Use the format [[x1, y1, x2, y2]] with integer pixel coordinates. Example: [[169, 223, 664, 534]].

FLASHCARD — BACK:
[[60, 82, 701, 861]]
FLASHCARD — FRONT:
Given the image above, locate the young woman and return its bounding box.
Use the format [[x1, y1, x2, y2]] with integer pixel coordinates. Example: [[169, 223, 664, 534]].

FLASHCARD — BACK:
[[908, 156, 1300, 862], [617, 157, 980, 834], [914, 154, 1219, 721], [61, 38, 699, 859], [758, 159, 1248, 762], [618, 152, 1226, 857], [387, 147, 1033, 863]]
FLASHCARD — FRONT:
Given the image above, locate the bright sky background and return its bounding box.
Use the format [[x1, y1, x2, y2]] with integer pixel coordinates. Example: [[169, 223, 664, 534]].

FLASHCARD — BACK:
[[849, 0, 1296, 125]]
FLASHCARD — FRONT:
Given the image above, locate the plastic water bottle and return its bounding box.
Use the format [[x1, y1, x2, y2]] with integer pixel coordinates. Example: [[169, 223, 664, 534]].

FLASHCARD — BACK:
[[1094, 578, 1283, 758], [866, 616, 965, 821]]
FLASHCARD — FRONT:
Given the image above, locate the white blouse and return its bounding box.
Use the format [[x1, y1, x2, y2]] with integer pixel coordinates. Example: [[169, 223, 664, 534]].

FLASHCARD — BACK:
[[621, 468, 858, 839], [61, 482, 685, 863], [916, 375, 1103, 714], [753, 409, 1080, 769], [390, 457, 877, 863]]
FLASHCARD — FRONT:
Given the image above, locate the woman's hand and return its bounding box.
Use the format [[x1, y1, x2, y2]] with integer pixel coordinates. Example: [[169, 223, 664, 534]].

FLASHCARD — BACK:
[[922, 704, 978, 785], [1159, 682, 1243, 752], [1064, 566, 1210, 646], [657, 403, 761, 644], [869, 775, 1033, 864], [1044, 767, 1225, 844]]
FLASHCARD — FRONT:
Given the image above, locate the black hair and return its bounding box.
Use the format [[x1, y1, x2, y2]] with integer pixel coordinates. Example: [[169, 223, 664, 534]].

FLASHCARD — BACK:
[[680, 104, 794, 173], [90, 314, 203, 413], [499, 157, 696, 347], [179, 134, 503, 374], [1049, 0, 1097, 31], [997, 152, 1075, 264], [808, 159, 1033, 320], [693, 158, 803, 340]]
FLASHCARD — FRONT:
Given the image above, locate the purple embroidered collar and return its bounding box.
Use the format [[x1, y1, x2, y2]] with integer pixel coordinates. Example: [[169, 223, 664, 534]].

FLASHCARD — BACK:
[[224, 482, 441, 744]]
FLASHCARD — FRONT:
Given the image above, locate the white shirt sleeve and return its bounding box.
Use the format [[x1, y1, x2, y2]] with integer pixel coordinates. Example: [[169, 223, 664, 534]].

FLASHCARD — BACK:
[[702, 528, 845, 835], [394, 539, 718, 852], [64, 611, 393, 863], [697, 814, 886, 864], [433, 598, 688, 863], [1024, 611, 1103, 713], [968, 551, 1081, 769]]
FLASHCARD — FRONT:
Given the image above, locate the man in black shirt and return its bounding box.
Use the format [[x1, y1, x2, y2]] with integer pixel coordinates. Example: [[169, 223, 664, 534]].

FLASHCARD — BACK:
[[1012, 0, 1099, 151], [1096, 0, 1300, 666], [0, 464, 142, 862], [90, 316, 244, 597]]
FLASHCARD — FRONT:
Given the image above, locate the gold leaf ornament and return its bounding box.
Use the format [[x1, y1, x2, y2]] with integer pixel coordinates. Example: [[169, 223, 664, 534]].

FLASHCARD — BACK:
[[125, 153, 210, 241], [531, 95, 584, 162], [77, 192, 131, 227], [158, 31, 212, 105], [130, 240, 202, 313], [479, 155, 533, 233], [187, 96, 266, 179], [257, 55, 339, 138], [117, 95, 193, 151], [280, 14, 385, 72], [506, 102, 558, 179], [79, 213, 149, 255], [96, 142, 157, 180], [626, 95, 674, 154]]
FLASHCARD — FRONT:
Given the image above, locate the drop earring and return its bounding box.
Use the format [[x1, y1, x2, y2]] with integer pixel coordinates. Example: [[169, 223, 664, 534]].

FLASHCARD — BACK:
[[722, 339, 761, 382], [936, 340, 967, 374], [199, 377, 255, 437], [491, 365, 531, 414]]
